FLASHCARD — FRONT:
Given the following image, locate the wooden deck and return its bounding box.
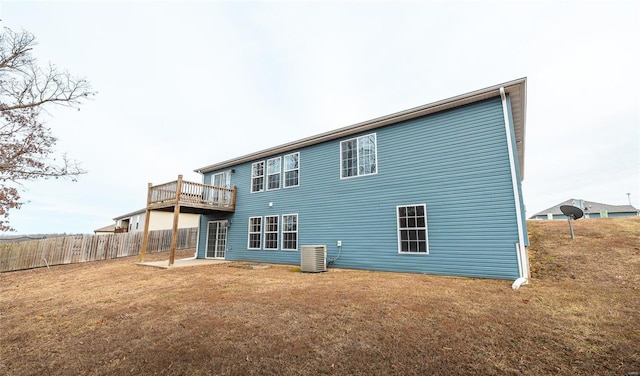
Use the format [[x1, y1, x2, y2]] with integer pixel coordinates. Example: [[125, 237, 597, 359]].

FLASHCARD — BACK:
[[141, 175, 235, 265], [147, 178, 236, 214]]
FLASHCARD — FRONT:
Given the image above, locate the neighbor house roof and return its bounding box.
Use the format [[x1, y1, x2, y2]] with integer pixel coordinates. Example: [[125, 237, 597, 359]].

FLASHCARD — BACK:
[[113, 208, 146, 221], [530, 199, 639, 218], [94, 224, 116, 233], [195, 77, 527, 179]]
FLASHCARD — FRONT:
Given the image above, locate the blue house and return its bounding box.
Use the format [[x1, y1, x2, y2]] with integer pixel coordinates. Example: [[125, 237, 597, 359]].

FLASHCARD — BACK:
[[142, 78, 529, 282]]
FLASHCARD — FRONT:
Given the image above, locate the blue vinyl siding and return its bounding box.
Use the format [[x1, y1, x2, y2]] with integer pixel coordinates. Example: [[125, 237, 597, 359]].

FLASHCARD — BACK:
[[197, 97, 523, 279]]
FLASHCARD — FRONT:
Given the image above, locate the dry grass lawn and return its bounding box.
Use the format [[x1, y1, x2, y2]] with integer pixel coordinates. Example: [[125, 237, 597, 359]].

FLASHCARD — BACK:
[[1, 217, 639, 375]]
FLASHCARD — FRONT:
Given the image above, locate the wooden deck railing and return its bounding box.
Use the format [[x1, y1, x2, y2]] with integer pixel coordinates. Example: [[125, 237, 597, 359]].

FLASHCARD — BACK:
[[148, 177, 236, 211]]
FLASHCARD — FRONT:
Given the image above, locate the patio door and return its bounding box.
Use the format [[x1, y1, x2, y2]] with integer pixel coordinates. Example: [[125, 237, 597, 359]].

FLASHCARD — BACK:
[[206, 221, 228, 259]]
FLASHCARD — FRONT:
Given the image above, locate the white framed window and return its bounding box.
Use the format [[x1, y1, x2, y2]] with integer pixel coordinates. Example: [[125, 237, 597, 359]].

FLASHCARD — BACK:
[[266, 157, 281, 190], [248, 217, 262, 249], [340, 133, 377, 178], [397, 204, 429, 254], [283, 152, 299, 188], [281, 214, 298, 250], [264, 215, 279, 250], [251, 161, 265, 193], [211, 170, 232, 202], [212, 170, 231, 188]]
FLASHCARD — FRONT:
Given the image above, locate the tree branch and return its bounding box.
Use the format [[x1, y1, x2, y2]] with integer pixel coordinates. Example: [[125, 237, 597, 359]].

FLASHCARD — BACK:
[[0, 27, 94, 231]]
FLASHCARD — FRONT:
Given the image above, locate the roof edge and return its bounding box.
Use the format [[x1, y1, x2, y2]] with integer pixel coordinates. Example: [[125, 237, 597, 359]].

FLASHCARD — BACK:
[[195, 77, 527, 174]]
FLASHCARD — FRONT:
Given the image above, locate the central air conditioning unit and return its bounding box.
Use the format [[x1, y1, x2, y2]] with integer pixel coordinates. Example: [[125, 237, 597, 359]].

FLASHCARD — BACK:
[[300, 245, 327, 273]]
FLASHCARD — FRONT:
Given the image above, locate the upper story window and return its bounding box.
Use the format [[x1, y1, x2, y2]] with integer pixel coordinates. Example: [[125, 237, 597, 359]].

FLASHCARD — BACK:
[[266, 157, 281, 190], [212, 171, 231, 188], [397, 204, 429, 254], [340, 133, 377, 179], [251, 161, 265, 192], [284, 153, 299, 188], [211, 170, 232, 202], [251, 153, 300, 193]]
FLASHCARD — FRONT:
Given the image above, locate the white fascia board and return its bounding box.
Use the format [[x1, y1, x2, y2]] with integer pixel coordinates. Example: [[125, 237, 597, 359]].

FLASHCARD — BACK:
[[195, 78, 527, 175]]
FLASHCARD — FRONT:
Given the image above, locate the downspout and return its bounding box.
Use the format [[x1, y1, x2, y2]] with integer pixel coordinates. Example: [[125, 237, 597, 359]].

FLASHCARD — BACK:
[[500, 87, 529, 288]]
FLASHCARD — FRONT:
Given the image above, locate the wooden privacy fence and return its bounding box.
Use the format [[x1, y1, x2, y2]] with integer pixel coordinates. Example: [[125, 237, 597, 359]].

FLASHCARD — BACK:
[[0, 228, 198, 273]]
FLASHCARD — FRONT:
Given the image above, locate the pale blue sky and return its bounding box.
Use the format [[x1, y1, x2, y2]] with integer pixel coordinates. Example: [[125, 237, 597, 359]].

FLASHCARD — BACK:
[[1, 0, 638, 234]]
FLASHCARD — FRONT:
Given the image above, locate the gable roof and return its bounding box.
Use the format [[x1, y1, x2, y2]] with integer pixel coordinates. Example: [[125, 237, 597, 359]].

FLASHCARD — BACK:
[[113, 208, 146, 221], [530, 199, 639, 218], [94, 224, 116, 233], [195, 77, 527, 178]]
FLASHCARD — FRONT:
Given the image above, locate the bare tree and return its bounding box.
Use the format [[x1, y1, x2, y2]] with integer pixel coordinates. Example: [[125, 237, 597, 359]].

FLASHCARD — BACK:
[[0, 27, 95, 231]]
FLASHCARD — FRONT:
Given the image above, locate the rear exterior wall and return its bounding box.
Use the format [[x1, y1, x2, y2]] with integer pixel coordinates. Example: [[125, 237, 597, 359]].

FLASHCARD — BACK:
[[197, 96, 525, 279]]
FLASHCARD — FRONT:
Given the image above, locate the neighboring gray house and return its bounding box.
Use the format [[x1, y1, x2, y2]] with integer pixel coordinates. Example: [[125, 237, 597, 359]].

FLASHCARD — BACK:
[[529, 199, 640, 220], [174, 78, 529, 281]]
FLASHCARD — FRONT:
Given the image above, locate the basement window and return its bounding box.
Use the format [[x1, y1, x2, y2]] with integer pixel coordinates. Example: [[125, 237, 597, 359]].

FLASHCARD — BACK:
[[281, 214, 298, 250], [397, 204, 429, 254], [264, 215, 279, 250], [248, 217, 262, 249]]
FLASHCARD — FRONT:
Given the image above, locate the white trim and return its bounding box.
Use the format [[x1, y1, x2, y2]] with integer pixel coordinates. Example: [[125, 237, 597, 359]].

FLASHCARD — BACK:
[[263, 215, 279, 250], [205, 221, 212, 258], [339, 133, 379, 180], [281, 213, 298, 251], [283, 152, 300, 188], [195, 78, 526, 175], [247, 216, 262, 250], [250, 161, 265, 193], [266, 156, 282, 191], [501, 87, 529, 280], [212, 170, 232, 188], [211, 170, 232, 203], [396, 204, 429, 254], [194, 219, 201, 258]]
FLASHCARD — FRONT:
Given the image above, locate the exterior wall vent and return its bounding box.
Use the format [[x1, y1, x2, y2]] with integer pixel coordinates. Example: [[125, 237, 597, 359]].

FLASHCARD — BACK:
[[300, 245, 327, 273]]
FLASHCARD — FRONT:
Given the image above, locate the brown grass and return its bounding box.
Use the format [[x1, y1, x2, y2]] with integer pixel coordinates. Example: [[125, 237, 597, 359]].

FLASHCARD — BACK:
[[1, 218, 639, 375]]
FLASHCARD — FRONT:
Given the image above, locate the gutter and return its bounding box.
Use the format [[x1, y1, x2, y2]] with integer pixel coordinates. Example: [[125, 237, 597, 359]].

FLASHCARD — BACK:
[[195, 78, 527, 174], [500, 87, 529, 287]]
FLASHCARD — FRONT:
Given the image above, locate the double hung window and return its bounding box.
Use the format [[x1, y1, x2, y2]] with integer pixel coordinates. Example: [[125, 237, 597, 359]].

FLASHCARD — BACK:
[[281, 214, 298, 250], [247, 214, 298, 251], [264, 216, 279, 250], [248, 217, 262, 249], [251, 162, 265, 192], [267, 157, 281, 190], [283, 153, 299, 188], [251, 152, 299, 192], [397, 204, 429, 254]]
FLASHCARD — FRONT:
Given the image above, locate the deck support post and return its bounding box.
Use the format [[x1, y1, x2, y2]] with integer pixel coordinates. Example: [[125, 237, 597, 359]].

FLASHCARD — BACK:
[[231, 186, 237, 209], [168, 175, 183, 266], [140, 182, 153, 262]]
